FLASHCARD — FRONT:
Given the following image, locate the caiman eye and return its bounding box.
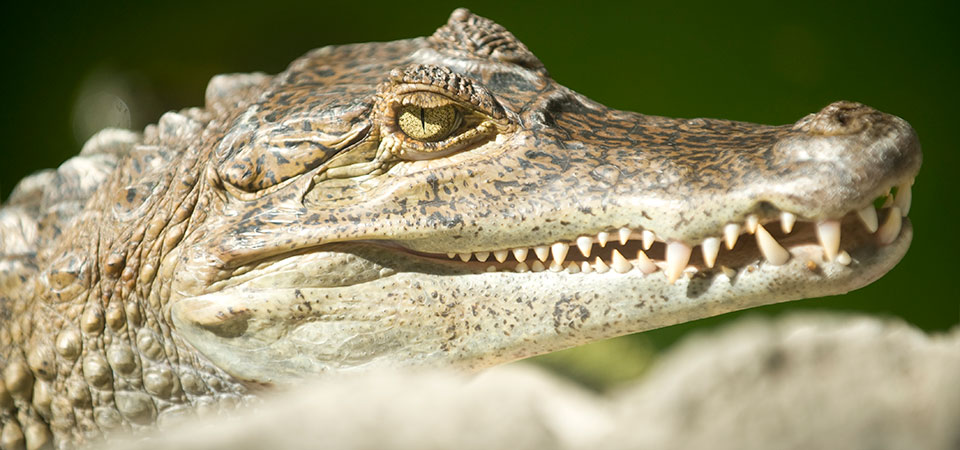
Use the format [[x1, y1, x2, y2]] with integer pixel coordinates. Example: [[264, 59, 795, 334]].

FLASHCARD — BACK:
[[384, 93, 501, 161], [397, 104, 461, 142], [377, 65, 514, 161]]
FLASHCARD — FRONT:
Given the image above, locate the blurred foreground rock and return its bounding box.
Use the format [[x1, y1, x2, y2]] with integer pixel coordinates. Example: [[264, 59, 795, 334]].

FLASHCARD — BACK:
[[102, 314, 960, 450]]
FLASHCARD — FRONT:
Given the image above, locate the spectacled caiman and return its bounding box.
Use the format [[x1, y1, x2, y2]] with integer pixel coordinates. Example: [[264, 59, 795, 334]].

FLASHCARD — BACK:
[[0, 8, 922, 449]]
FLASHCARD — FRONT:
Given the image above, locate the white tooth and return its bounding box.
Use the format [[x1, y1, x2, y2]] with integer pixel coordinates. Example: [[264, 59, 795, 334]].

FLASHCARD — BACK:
[[551, 242, 570, 264], [486, 265, 497, 272], [581, 261, 593, 273], [781, 212, 796, 234], [531, 260, 546, 272], [701, 237, 720, 268], [515, 261, 529, 272], [816, 220, 841, 261], [720, 265, 736, 278], [458, 253, 472, 262], [597, 231, 610, 247], [642, 230, 655, 250], [618, 227, 632, 245], [494, 250, 509, 263], [512, 248, 528, 262], [447, 252, 457, 259], [856, 206, 879, 233], [549, 261, 564, 272], [836, 250, 852, 266], [566, 261, 580, 274], [475, 251, 490, 262], [576, 236, 593, 257], [534, 246, 550, 262], [665, 242, 692, 284], [724, 223, 741, 249], [745, 215, 759, 234], [594, 257, 610, 273], [635, 250, 658, 274], [895, 184, 912, 215], [877, 207, 902, 245], [611, 249, 632, 273], [755, 224, 790, 265]]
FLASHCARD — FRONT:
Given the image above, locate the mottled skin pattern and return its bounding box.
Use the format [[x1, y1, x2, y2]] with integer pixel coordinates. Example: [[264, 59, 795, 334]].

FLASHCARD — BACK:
[[0, 9, 921, 449]]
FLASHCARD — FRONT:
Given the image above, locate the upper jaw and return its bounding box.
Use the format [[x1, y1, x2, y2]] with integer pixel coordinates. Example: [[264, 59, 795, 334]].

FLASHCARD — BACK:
[[181, 100, 920, 289], [377, 102, 920, 284]]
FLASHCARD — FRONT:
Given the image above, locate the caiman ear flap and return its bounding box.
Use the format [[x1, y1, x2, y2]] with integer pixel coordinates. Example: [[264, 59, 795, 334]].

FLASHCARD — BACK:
[[215, 99, 371, 193], [429, 8, 546, 73]]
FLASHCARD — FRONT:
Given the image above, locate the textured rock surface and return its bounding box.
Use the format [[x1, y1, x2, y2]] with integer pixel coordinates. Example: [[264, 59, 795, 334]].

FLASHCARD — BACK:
[[101, 314, 960, 450], [607, 314, 960, 450]]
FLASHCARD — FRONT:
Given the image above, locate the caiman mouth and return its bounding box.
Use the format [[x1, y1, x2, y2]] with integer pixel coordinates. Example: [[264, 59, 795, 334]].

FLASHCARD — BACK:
[[394, 179, 914, 283]]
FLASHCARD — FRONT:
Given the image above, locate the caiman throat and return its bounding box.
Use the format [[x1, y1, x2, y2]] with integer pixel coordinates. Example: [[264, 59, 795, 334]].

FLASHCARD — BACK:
[[0, 8, 920, 448]]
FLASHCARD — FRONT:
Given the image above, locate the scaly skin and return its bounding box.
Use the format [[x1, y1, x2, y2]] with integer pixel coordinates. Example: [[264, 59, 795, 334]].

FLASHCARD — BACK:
[[0, 9, 921, 449]]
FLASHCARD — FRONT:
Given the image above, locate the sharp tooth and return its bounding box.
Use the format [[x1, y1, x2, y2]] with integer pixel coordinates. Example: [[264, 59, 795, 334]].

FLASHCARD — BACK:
[[531, 260, 546, 272], [515, 261, 529, 272], [581, 261, 593, 274], [576, 236, 593, 257], [566, 262, 580, 274], [635, 250, 658, 274], [701, 237, 720, 268], [642, 230, 655, 250], [781, 212, 796, 234], [512, 248, 528, 262], [447, 252, 457, 259], [618, 227, 632, 245], [534, 246, 550, 262], [816, 220, 841, 261], [549, 261, 564, 272], [458, 253, 472, 262], [836, 250, 852, 266], [551, 242, 570, 265], [720, 265, 736, 278], [475, 251, 490, 262], [594, 257, 610, 273], [486, 265, 497, 272], [665, 242, 692, 284], [494, 250, 509, 263], [724, 223, 741, 249], [895, 183, 912, 215], [877, 206, 902, 245], [755, 224, 790, 265], [611, 249, 632, 273], [597, 231, 610, 247], [856, 206, 879, 233], [745, 215, 759, 234]]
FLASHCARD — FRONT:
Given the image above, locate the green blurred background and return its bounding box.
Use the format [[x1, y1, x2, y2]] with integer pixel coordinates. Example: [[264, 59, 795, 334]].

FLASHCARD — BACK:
[[2, 0, 957, 389]]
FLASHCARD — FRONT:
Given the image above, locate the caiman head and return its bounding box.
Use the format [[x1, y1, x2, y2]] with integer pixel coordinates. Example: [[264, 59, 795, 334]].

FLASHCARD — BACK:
[[167, 9, 921, 382]]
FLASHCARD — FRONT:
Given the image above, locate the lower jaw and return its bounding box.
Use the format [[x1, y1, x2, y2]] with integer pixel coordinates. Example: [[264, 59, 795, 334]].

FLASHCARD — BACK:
[[400, 222, 913, 369], [171, 222, 911, 379]]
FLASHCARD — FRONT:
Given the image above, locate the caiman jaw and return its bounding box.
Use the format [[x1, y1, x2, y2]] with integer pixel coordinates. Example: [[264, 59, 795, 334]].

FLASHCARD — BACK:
[[164, 10, 923, 384], [399, 179, 913, 283]]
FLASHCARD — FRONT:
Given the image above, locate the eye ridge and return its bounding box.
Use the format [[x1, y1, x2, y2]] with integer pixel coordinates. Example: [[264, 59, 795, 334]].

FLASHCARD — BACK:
[[397, 103, 462, 142]]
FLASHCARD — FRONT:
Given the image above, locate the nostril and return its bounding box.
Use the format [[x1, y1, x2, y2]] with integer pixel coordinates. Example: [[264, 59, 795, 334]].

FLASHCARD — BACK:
[[794, 101, 881, 136]]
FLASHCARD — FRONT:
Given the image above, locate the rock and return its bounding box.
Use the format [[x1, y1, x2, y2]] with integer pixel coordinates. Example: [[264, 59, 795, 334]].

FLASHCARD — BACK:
[[100, 314, 960, 450]]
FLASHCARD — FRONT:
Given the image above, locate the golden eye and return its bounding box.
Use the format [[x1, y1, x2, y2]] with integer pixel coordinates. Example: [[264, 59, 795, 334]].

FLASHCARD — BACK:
[[397, 104, 461, 142]]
